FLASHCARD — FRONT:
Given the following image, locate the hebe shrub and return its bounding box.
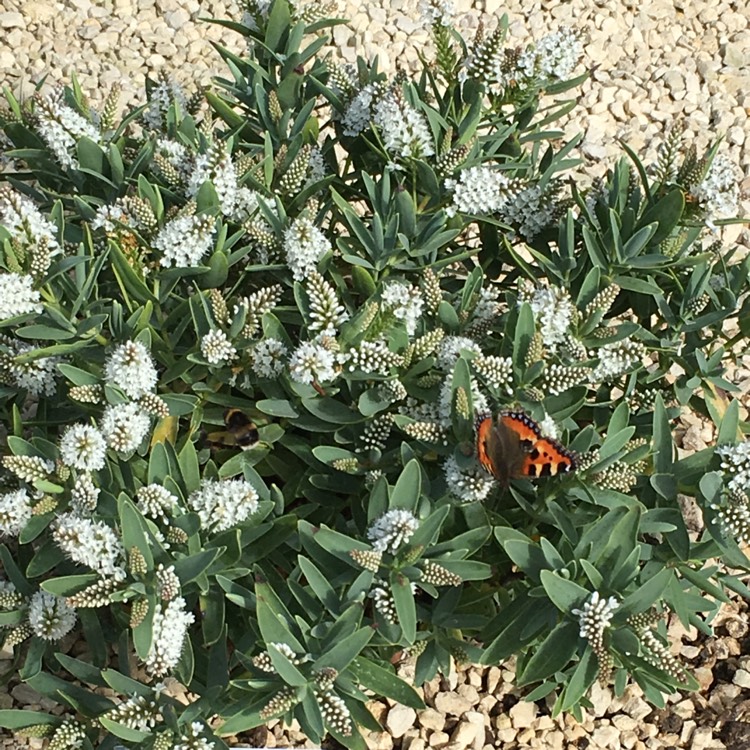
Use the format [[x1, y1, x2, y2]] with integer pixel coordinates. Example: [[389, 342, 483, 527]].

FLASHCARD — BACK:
[[0, 1, 749, 747]]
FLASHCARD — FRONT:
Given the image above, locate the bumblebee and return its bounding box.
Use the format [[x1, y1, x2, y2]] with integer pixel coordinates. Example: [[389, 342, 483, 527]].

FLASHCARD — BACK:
[[205, 408, 260, 451]]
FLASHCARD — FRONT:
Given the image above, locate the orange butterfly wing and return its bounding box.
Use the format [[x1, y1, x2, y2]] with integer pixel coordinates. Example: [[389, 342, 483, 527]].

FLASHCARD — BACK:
[[521, 436, 577, 477], [475, 410, 577, 482], [475, 416, 496, 476]]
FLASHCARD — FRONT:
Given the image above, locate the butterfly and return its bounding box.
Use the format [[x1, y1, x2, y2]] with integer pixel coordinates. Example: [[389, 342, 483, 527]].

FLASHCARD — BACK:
[[475, 410, 577, 486]]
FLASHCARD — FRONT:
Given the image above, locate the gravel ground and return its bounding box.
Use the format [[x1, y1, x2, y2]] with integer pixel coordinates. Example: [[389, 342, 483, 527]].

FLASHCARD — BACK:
[[1, 0, 749, 230], [1, 1, 750, 748]]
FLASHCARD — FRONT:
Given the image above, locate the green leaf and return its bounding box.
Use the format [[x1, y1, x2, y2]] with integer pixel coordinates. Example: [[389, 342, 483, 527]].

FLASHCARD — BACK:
[[57, 363, 99, 386], [101, 669, 154, 696], [312, 446, 359, 465], [390, 572, 416, 643], [516, 620, 580, 685], [0, 544, 32, 595], [16, 324, 75, 344], [298, 556, 339, 613], [597, 426, 636, 462], [540, 570, 590, 613], [297, 687, 325, 743], [25, 671, 114, 715], [391, 458, 422, 512], [438, 300, 460, 330], [41, 575, 100, 598], [716, 397, 740, 444], [132, 593, 155, 660], [55, 653, 104, 685], [302, 397, 363, 424], [110, 242, 158, 304], [178, 440, 201, 493], [352, 657, 424, 709], [0, 710, 57, 729], [265, 0, 293, 49], [619, 568, 673, 613], [652, 394, 672, 474], [637, 188, 684, 245], [26, 538, 65, 578], [256, 398, 300, 418], [99, 717, 152, 742], [268, 644, 308, 687], [502, 538, 551, 581], [256, 580, 305, 652], [312, 525, 370, 558], [172, 548, 221, 585], [407, 505, 450, 549], [481, 595, 554, 664], [622, 223, 657, 258], [200, 588, 226, 646], [118, 495, 153, 569], [437, 560, 492, 581], [557, 647, 598, 712], [513, 303, 535, 371], [677, 565, 731, 603], [313, 625, 374, 674], [698, 472, 723, 506]]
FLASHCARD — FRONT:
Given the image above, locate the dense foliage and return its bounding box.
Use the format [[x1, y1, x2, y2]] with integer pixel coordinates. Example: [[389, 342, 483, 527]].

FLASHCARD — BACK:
[[0, 2, 748, 748]]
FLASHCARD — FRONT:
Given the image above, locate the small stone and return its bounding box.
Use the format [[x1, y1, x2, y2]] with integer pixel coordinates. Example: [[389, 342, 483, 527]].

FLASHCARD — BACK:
[[727, 125, 745, 146], [0, 50, 14, 70], [592, 725, 621, 749], [456, 685, 479, 706], [477, 695, 497, 714], [428, 731, 450, 747], [418, 708, 446, 732], [690, 726, 717, 750], [508, 700, 537, 729], [77, 19, 101, 38], [723, 42, 746, 68], [707, 683, 741, 713], [495, 727, 517, 743], [485, 666, 502, 694], [423, 677, 441, 704], [673, 699, 696, 719], [733, 668, 750, 689], [694, 666, 714, 691], [543, 730, 565, 750], [581, 138, 610, 159], [612, 715, 638, 731], [434, 692, 472, 717], [395, 16, 420, 34], [368, 6, 387, 24], [682, 720, 698, 744], [450, 718, 481, 749], [493, 714, 511, 731], [386, 705, 417, 738], [10, 683, 44, 704], [165, 9, 190, 28], [536, 716, 555, 731], [466, 670, 482, 689], [21, 2, 56, 23], [92, 32, 120, 54], [623, 695, 653, 721], [363, 730, 394, 750], [0, 11, 25, 28], [589, 682, 613, 717]]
